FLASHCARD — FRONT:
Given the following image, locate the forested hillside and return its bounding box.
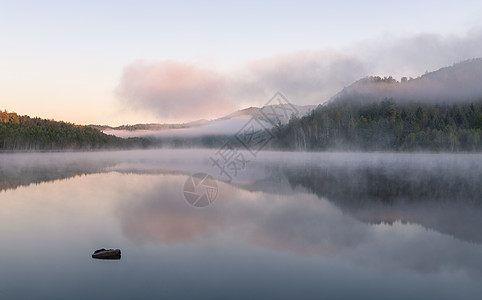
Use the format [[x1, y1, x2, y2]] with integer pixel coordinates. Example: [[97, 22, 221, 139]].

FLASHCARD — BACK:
[[273, 99, 482, 152], [273, 59, 482, 152], [0, 110, 148, 150]]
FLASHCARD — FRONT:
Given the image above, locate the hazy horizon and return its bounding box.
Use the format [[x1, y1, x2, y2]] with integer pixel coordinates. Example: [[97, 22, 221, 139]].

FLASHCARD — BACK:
[[2, 1, 482, 126], [5, 57, 482, 128]]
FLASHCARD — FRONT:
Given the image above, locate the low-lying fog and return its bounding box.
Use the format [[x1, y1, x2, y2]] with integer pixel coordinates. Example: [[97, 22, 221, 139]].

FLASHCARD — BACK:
[[103, 116, 272, 138], [1, 149, 481, 299], [2, 149, 481, 242]]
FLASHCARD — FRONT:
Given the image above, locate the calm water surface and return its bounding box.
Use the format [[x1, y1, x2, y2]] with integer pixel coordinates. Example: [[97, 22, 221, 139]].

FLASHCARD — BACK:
[[0, 149, 481, 299]]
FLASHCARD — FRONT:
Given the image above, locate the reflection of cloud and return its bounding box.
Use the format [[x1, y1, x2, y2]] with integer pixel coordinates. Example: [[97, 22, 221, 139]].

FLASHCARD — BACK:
[[117, 175, 226, 244], [116, 176, 368, 255], [8, 158, 481, 278], [247, 197, 367, 257], [8, 150, 481, 277], [112, 153, 482, 276], [122, 207, 222, 244], [115, 171, 482, 278]]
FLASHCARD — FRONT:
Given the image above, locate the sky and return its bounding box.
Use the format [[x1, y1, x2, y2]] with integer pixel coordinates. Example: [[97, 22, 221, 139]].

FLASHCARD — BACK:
[[1, 0, 482, 125]]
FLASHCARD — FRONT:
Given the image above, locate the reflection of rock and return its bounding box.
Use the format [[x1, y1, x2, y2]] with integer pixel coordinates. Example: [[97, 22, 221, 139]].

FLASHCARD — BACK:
[[92, 249, 121, 260]]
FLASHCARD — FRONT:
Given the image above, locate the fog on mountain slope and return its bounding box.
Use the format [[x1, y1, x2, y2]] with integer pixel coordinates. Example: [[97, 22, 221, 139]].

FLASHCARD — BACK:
[[104, 104, 315, 138], [274, 59, 482, 152], [332, 58, 482, 103]]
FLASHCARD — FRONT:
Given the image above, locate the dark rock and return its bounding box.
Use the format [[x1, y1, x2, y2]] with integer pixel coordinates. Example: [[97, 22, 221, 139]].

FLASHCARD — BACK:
[[92, 248, 121, 260]]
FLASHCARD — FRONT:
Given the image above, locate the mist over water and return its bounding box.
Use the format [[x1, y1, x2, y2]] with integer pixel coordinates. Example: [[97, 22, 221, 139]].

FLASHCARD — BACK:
[[1, 149, 481, 299]]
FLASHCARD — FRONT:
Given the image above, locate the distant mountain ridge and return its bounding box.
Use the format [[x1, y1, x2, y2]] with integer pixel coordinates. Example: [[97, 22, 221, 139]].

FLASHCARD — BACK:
[[332, 58, 482, 104], [274, 58, 482, 152], [90, 123, 192, 132], [97, 104, 316, 138]]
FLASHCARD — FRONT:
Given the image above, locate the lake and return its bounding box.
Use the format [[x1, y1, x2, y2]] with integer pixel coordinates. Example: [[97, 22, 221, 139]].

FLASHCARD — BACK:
[[1, 149, 481, 299]]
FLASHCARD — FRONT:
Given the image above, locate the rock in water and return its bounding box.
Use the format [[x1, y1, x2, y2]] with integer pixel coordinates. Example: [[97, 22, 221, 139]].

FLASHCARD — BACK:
[[92, 248, 121, 260]]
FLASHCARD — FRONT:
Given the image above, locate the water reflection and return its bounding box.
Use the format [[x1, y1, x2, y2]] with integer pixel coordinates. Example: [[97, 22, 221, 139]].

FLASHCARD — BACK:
[[0, 150, 212, 192], [111, 172, 482, 278], [1, 150, 482, 299], [0, 151, 116, 192], [2, 150, 482, 246], [276, 153, 482, 245], [282, 152, 482, 203]]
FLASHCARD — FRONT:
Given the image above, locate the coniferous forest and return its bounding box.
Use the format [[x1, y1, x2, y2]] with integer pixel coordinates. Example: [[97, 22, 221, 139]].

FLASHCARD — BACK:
[[273, 98, 482, 152], [0, 110, 148, 150], [3, 98, 482, 152]]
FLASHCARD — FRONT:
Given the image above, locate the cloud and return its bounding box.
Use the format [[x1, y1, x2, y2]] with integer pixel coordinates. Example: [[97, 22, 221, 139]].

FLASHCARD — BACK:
[[352, 29, 482, 78], [117, 53, 367, 120], [117, 29, 482, 121], [117, 60, 235, 122], [231, 50, 368, 106]]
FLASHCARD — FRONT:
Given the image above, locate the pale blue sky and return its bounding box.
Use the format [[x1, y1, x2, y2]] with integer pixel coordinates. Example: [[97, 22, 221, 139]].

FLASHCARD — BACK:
[[1, 0, 482, 125]]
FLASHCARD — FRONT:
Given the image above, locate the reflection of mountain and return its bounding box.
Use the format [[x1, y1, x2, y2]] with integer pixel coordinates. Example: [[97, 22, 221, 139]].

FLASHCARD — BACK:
[[285, 160, 482, 204], [113, 159, 482, 278], [109, 153, 482, 246], [186, 152, 482, 245], [278, 155, 482, 244], [2, 150, 482, 247]]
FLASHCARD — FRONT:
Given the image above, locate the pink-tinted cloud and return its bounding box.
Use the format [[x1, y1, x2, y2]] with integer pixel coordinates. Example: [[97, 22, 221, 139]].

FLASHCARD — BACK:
[[117, 29, 482, 121], [117, 52, 366, 120], [117, 61, 235, 121]]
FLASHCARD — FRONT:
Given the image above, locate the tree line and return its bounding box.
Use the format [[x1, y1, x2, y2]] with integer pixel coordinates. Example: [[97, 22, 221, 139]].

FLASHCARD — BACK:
[[0, 110, 149, 150], [272, 98, 482, 152]]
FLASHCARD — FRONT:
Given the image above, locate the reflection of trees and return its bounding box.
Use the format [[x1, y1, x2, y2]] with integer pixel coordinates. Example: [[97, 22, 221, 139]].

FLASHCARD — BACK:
[[281, 160, 482, 244], [285, 160, 482, 204], [0, 160, 191, 193], [0, 159, 114, 192]]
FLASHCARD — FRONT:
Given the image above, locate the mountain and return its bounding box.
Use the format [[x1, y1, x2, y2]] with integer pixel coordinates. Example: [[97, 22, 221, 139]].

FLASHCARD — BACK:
[[274, 58, 482, 152], [99, 104, 315, 139], [332, 58, 482, 104], [89, 122, 197, 132]]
